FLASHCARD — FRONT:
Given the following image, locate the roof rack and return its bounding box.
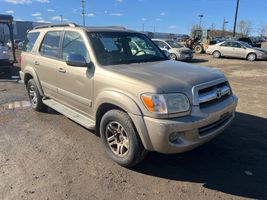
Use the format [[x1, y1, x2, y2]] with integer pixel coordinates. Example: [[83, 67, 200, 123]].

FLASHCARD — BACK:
[[33, 23, 78, 30]]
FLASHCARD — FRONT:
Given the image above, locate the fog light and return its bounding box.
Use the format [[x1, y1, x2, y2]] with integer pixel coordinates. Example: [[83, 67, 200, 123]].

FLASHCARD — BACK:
[[169, 132, 183, 144]]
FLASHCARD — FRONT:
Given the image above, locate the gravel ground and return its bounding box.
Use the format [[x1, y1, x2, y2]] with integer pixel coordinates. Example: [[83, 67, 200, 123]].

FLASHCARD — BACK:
[[0, 54, 267, 200]]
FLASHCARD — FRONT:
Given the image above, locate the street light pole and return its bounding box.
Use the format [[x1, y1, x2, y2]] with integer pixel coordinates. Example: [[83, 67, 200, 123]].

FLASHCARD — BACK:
[[81, 0, 86, 26], [233, 0, 240, 37], [198, 14, 204, 29], [222, 17, 229, 36]]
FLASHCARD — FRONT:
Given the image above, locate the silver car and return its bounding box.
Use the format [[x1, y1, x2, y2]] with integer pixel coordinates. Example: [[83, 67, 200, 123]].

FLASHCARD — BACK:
[[206, 41, 267, 61], [152, 39, 193, 61]]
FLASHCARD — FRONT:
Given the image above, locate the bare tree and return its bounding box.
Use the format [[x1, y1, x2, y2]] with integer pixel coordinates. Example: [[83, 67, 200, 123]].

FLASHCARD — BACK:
[[238, 20, 251, 37], [258, 24, 267, 36]]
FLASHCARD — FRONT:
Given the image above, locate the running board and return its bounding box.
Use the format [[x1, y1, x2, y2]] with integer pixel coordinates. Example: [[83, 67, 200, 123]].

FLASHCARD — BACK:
[[42, 99, 95, 129]]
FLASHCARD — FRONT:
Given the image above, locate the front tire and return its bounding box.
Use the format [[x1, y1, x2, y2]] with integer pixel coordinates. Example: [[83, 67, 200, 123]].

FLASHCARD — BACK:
[[194, 45, 203, 54], [169, 53, 177, 61], [213, 51, 221, 58], [27, 79, 47, 112], [100, 110, 147, 168], [247, 53, 256, 61]]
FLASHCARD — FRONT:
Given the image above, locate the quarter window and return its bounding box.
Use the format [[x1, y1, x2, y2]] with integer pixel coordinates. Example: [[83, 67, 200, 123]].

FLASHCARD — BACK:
[[62, 31, 89, 62], [40, 31, 61, 58], [23, 32, 40, 52]]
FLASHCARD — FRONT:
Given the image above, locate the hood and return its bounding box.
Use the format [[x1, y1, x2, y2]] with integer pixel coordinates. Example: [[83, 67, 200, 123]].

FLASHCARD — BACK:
[[105, 60, 225, 101], [253, 47, 267, 53]]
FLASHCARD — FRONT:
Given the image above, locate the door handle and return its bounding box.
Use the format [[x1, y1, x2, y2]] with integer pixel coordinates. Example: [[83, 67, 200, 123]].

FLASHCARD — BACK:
[[58, 68, 66, 73], [34, 61, 40, 66]]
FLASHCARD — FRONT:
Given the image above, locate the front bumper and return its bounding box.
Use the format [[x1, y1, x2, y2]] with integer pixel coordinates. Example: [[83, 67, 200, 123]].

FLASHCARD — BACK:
[[257, 53, 267, 60], [132, 95, 238, 154]]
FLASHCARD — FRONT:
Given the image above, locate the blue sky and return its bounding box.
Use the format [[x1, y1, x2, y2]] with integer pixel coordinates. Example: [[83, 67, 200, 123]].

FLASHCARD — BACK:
[[0, 0, 266, 35]]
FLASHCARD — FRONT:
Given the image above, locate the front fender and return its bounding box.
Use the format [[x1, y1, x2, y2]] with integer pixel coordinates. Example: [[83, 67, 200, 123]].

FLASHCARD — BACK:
[[94, 90, 142, 116], [23, 67, 45, 96]]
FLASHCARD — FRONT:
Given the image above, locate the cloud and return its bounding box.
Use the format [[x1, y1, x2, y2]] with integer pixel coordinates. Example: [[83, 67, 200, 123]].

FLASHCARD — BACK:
[[155, 18, 162, 22], [5, 0, 32, 4], [87, 13, 95, 17], [35, 0, 50, 3], [141, 18, 147, 21], [51, 16, 62, 21], [116, 0, 123, 2], [32, 12, 42, 17], [47, 9, 55, 12], [110, 13, 123, 17], [168, 25, 176, 29], [36, 16, 43, 20], [36, 19, 50, 23], [160, 12, 166, 16], [5, 10, 14, 14]]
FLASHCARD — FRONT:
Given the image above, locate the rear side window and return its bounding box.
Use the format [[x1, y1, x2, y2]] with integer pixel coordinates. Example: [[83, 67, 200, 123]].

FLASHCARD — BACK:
[[40, 31, 61, 58], [23, 32, 40, 52]]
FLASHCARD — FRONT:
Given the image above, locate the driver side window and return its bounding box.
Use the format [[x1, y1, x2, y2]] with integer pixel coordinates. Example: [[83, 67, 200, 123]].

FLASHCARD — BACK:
[[62, 31, 90, 63]]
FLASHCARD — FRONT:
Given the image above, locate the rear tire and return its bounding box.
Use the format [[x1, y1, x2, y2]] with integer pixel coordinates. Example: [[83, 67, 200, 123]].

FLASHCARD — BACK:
[[213, 51, 221, 58], [27, 79, 47, 112], [247, 53, 256, 61], [100, 110, 147, 168]]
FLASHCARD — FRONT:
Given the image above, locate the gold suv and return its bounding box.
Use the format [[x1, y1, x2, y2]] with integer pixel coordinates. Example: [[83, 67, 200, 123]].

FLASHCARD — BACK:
[[20, 24, 238, 167]]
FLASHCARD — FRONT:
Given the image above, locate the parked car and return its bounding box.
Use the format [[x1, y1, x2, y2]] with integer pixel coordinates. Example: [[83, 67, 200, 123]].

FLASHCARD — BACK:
[[206, 41, 267, 61], [0, 43, 10, 65], [152, 39, 193, 61], [20, 24, 238, 167], [238, 37, 261, 48]]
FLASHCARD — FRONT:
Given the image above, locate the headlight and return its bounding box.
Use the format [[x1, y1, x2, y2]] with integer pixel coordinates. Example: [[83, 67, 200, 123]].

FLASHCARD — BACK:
[[141, 93, 190, 114]]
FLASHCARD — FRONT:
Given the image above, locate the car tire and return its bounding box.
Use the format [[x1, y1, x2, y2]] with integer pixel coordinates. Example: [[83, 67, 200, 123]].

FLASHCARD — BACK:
[[27, 79, 47, 112], [247, 53, 256, 61], [100, 109, 147, 168], [213, 51, 221, 58], [194, 45, 203, 54], [169, 53, 177, 61]]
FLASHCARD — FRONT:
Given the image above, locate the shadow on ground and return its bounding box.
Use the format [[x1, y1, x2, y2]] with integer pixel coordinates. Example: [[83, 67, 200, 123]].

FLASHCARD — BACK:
[[134, 112, 267, 199], [187, 58, 209, 63]]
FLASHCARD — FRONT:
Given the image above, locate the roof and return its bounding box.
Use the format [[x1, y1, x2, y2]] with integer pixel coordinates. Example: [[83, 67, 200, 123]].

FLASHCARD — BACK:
[[0, 14, 13, 23]]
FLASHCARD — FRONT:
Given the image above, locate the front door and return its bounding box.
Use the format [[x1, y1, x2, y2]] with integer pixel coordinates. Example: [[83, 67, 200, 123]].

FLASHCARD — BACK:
[[56, 31, 94, 117]]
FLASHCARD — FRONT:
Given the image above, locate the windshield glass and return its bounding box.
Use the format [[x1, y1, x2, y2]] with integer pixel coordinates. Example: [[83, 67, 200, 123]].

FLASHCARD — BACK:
[[239, 41, 252, 48], [166, 40, 182, 48], [88, 32, 166, 66]]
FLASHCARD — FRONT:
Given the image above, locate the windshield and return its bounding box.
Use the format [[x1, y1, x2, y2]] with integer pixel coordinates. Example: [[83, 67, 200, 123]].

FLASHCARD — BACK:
[[88, 32, 166, 66], [239, 41, 252, 48], [166, 40, 182, 48]]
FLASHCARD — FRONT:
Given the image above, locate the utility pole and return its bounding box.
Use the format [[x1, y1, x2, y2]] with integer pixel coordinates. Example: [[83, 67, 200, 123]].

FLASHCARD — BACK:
[[153, 25, 156, 34], [198, 14, 204, 29], [60, 15, 63, 23], [233, 0, 240, 37], [142, 23, 144, 33], [81, 0, 86, 26], [222, 17, 229, 37]]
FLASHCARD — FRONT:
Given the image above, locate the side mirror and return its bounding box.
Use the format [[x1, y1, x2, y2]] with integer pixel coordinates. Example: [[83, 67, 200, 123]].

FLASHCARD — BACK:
[[163, 45, 170, 50], [66, 53, 87, 67]]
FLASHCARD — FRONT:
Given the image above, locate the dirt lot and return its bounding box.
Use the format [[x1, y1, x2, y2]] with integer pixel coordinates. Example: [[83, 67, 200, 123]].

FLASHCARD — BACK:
[[0, 54, 267, 200]]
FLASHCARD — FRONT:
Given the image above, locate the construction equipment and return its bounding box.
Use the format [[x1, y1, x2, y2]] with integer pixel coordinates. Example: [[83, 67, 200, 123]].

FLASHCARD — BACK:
[[185, 29, 212, 54]]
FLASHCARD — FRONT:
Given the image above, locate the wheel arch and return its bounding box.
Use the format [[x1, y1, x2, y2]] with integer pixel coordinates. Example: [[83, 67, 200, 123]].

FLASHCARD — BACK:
[[23, 67, 45, 96]]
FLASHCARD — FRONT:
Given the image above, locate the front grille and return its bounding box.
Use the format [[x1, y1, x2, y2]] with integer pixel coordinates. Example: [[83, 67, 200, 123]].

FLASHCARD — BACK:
[[198, 81, 231, 106], [198, 112, 232, 136]]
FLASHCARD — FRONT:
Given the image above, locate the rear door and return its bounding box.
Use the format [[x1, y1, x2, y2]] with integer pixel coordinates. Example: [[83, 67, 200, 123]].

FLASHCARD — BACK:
[[56, 31, 93, 117], [219, 42, 233, 57], [35, 31, 63, 97]]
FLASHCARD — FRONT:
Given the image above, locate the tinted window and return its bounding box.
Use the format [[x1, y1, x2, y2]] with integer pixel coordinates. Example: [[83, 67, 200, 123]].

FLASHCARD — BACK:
[[154, 40, 168, 49], [62, 31, 89, 62], [220, 42, 232, 47], [23, 32, 40, 52], [40, 31, 61, 58], [232, 42, 242, 48]]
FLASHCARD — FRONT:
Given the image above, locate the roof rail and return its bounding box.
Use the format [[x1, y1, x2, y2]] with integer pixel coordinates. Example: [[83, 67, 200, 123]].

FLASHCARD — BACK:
[[33, 23, 78, 30], [87, 26, 126, 30]]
